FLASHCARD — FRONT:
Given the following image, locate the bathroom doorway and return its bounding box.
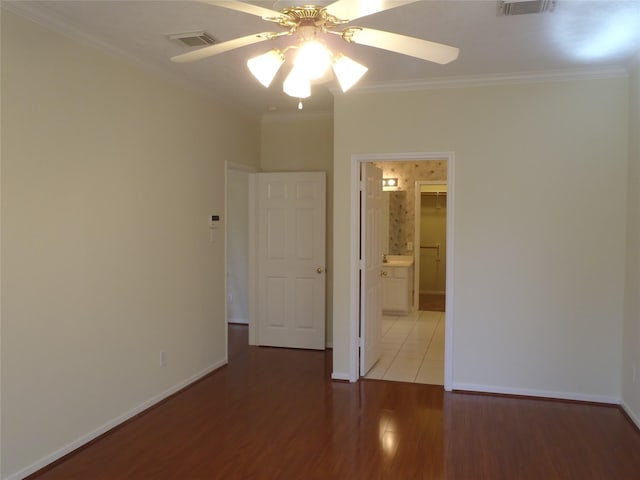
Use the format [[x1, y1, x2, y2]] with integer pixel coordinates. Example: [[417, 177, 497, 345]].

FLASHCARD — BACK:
[[415, 182, 447, 313], [361, 159, 449, 386]]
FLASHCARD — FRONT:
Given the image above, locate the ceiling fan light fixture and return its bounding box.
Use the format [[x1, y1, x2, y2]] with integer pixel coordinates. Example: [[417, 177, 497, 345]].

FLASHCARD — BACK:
[[247, 49, 285, 87], [172, 1, 461, 109], [332, 54, 368, 92], [294, 41, 331, 80], [283, 66, 311, 98]]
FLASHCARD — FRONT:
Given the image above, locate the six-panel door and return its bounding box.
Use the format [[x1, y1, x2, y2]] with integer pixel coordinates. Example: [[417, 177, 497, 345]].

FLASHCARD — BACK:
[[256, 172, 326, 350]]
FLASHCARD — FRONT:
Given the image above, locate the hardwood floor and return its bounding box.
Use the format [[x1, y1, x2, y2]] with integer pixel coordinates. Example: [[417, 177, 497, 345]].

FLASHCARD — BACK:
[[419, 294, 445, 312], [30, 325, 640, 479]]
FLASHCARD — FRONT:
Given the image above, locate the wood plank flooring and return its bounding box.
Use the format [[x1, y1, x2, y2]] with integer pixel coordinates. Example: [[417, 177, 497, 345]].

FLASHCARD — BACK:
[[419, 294, 445, 312], [29, 325, 640, 479]]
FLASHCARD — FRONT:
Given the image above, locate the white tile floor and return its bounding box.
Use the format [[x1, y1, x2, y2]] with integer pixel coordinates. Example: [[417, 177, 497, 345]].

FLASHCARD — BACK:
[[364, 310, 445, 385]]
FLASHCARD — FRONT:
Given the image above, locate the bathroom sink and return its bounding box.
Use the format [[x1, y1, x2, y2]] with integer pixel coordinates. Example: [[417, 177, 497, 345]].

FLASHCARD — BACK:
[[383, 255, 414, 267]]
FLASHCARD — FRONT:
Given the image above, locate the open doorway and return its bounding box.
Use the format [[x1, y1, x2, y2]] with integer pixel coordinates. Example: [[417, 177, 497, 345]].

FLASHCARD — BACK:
[[226, 164, 252, 326], [225, 162, 257, 360], [356, 155, 453, 387], [415, 181, 447, 313]]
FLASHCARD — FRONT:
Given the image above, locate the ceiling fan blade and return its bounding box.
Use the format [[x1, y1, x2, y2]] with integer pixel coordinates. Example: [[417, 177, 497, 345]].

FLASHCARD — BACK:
[[326, 0, 420, 21], [346, 28, 459, 64], [199, 1, 287, 21], [171, 32, 275, 63]]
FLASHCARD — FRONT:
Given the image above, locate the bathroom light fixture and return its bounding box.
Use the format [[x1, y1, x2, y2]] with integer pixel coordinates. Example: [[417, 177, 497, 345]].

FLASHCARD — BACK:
[[382, 178, 399, 190]]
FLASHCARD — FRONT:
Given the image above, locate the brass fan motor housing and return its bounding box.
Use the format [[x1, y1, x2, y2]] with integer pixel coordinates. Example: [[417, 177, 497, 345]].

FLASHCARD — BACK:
[[272, 5, 349, 31]]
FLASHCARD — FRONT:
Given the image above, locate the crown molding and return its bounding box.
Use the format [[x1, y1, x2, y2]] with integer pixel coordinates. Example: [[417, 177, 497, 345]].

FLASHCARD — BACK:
[[4, 1, 632, 114], [1, 1, 260, 118], [330, 66, 629, 96]]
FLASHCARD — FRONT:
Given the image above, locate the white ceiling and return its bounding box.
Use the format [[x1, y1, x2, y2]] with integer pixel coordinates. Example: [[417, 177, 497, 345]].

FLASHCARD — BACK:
[[5, 1, 640, 116]]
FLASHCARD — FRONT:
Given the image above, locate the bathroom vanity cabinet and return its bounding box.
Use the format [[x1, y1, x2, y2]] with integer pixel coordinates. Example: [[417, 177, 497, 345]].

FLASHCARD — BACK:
[[381, 256, 414, 315]]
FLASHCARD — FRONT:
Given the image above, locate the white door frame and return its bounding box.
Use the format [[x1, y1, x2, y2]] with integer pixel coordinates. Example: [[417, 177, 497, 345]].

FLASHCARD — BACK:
[[248, 171, 258, 346], [414, 180, 448, 310], [225, 161, 258, 357], [349, 152, 455, 390]]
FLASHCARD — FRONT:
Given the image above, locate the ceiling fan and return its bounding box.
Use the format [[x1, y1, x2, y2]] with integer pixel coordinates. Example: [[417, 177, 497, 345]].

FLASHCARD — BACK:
[[171, 0, 459, 105]]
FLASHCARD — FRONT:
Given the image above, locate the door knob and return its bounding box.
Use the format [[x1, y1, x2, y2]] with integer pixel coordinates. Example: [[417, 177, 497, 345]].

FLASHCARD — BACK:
[[381, 270, 388, 277], [317, 267, 325, 274]]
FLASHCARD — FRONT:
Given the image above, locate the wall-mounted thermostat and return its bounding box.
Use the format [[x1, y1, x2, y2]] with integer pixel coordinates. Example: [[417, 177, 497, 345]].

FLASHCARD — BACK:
[[209, 214, 221, 242], [209, 215, 221, 228]]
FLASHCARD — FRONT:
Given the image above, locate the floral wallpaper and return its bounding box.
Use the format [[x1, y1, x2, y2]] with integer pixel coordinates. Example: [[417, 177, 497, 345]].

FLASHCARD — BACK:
[[388, 191, 407, 254], [372, 160, 447, 255]]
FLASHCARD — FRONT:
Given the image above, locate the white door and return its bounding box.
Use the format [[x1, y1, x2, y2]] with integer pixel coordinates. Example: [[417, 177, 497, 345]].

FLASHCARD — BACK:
[[256, 172, 326, 350], [360, 164, 383, 375]]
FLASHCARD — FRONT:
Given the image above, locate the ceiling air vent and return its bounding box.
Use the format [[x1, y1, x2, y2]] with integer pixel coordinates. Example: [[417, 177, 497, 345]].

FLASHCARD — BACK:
[[168, 31, 217, 47], [498, 0, 555, 16]]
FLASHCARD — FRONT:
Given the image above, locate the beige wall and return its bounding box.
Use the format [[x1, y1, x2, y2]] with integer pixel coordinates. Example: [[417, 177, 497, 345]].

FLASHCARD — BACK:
[[1, 11, 259, 478], [260, 112, 334, 345], [623, 58, 640, 425], [333, 78, 628, 400]]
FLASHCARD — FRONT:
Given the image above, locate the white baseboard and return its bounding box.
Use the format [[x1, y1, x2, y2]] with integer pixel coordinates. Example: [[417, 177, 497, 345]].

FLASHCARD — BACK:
[[331, 372, 351, 381], [5, 359, 228, 480], [451, 382, 620, 405], [621, 400, 640, 430]]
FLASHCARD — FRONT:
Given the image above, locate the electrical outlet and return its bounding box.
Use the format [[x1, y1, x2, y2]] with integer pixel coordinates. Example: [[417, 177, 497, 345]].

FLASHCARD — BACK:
[[160, 351, 167, 367]]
